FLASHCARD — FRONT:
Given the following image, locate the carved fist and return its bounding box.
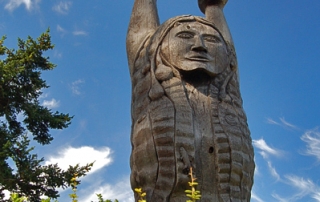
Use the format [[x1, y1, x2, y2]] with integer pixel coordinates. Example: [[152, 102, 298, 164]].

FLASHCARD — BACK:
[[198, 0, 228, 13]]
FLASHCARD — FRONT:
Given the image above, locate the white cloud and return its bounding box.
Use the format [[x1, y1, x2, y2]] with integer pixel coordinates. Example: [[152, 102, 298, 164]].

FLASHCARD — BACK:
[[0, 23, 5, 30], [56, 24, 68, 36], [313, 192, 320, 201], [279, 117, 299, 130], [54, 50, 63, 58], [267, 161, 280, 181], [73, 30, 88, 36], [39, 92, 48, 99], [45, 146, 113, 174], [251, 192, 265, 202], [57, 24, 65, 32], [70, 79, 85, 95], [266, 118, 280, 126], [3, 190, 10, 200], [254, 161, 259, 176], [301, 129, 320, 161], [52, 1, 72, 14], [4, 0, 40, 11], [266, 117, 299, 130], [79, 119, 87, 130], [272, 175, 320, 202], [253, 138, 282, 158], [56, 25, 68, 38], [286, 175, 315, 195], [82, 177, 134, 202], [42, 98, 60, 109], [272, 193, 289, 202], [286, 175, 320, 201], [253, 139, 282, 180]]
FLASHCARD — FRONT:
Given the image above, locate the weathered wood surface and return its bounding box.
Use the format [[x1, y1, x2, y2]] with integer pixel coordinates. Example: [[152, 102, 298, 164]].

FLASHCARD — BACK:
[[127, 1, 255, 201]]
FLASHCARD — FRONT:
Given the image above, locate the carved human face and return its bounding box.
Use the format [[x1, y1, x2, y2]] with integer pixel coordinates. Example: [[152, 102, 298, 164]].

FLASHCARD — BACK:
[[161, 21, 229, 76]]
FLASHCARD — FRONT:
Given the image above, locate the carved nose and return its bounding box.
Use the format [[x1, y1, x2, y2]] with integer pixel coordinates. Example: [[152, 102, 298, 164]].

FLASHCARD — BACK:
[[191, 36, 207, 52]]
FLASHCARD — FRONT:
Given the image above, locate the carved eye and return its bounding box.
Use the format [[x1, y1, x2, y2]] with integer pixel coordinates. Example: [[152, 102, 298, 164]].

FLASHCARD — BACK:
[[203, 35, 221, 43], [176, 32, 194, 39]]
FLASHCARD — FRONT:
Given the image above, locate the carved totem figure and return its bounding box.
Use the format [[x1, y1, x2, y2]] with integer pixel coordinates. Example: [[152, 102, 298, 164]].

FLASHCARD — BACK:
[[127, 0, 255, 201]]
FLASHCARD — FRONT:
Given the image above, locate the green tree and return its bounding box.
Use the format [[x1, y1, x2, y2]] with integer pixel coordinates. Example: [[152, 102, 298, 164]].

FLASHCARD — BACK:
[[0, 30, 92, 201]]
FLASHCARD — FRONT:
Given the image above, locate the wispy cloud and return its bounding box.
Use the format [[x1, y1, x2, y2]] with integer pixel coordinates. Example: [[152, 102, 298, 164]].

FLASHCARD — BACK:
[[272, 193, 289, 202], [253, 138, 282, 180], [42, 98, 60, 109], [79, 119, 87, 131], [70, 79, 85, 95], [273, 175, 320, 202], [45, 146, 113, 174], [57, 24, 65, 32], [266, 117, 299, 130], [4, 0, 40, 11], [266, 118, 281, 126], [253, 138, 282, 158], [39, 92, 49, 99], [314, 192, 320, 201], [254, 161, 259, 176], [56, 24, 68, 39], [0, 23, 5, 31], [73, 30, 88, 36], [52, 1, 72, 15], [82, 177, 134, 202], [53, 50, 63, 58], [267, 161, 280, 181], [56, 24, 68, 36], [254, 134, 320, 201], [301, 129, 320, 161], [279, 117, 299, 130], [251, 192, 265, 202]]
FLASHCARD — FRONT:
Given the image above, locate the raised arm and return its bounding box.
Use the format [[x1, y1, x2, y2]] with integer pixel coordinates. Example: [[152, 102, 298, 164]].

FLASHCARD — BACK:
[[126, 0, 160, 69], [198, 0, 228, 13], [198, 0, 233, 46]]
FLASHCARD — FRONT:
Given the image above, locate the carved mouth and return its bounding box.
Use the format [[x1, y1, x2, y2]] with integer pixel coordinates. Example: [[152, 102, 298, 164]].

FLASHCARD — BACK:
[[186, 54, 211, 62]]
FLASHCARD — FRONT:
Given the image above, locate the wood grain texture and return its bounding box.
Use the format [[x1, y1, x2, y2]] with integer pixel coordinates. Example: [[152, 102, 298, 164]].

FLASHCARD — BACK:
[[127, 2, 254, 201]]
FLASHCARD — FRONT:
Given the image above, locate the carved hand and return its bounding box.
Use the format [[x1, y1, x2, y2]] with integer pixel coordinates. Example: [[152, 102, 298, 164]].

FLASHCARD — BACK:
[[198, 0, 228, 13]]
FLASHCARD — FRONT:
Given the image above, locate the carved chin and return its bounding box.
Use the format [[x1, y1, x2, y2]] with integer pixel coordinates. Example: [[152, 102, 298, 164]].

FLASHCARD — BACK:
[[179, 68, 212, 85], [175, 61, 225, 77]]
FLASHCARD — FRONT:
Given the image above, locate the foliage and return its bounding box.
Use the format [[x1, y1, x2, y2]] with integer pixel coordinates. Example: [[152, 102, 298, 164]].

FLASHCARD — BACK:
[[9, 193, 27, 202], [67, 172, 119, 202], [9, 171, 200, 202], [10, 193, 54, 202], [185, 167, 201, 202], [95, 194, 118, 202], [1, 30, 201, 202], [69, 174, 79, 202], [0, 30, 93, 201], [9, 176, 118, 202]]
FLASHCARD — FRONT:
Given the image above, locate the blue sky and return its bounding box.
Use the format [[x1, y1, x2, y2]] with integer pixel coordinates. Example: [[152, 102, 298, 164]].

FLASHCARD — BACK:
[[1, 0, 320, 201]]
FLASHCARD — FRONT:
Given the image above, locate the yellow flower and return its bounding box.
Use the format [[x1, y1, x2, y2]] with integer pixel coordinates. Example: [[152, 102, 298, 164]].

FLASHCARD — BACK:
[[134, 188, 142, 193]]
